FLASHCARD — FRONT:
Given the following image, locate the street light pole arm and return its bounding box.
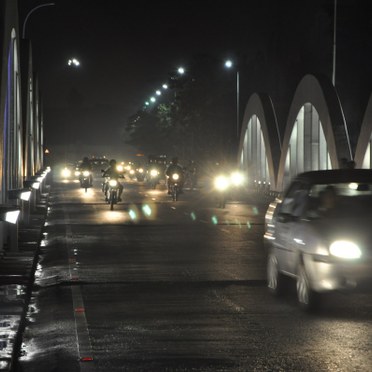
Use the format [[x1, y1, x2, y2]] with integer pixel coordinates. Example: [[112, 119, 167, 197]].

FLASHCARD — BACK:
[[22, 3, 55, 39]]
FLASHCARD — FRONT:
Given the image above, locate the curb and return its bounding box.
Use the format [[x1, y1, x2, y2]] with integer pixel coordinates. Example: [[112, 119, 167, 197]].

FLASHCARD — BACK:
[[0, 193, 48, 372]]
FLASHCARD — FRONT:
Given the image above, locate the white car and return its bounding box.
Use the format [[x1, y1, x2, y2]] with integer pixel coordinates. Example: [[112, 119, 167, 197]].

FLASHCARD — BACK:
[[265, 169, 372, 311]]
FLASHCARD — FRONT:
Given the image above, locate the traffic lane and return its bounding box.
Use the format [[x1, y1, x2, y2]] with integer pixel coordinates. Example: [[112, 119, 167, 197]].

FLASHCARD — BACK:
[[19, 180, 372, 371], [69, 223, 266, 284], [83, 281, 372, 372], [49, 178, 266, 228]]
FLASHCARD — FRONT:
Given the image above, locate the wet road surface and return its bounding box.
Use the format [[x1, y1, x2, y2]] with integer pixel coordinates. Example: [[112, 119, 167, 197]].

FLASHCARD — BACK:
[[17, 178, 372, 371]]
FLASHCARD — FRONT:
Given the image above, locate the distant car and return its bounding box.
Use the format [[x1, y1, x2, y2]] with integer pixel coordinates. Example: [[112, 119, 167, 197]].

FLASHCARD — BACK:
[[58, 162, 79, 181], [264, 169, 372, 311]]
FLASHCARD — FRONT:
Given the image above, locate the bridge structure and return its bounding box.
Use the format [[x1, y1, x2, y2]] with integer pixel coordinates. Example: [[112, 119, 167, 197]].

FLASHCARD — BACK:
[[0, 1, 48, 252], [237, 74, 372, 193], [1, 0, 372, 252]]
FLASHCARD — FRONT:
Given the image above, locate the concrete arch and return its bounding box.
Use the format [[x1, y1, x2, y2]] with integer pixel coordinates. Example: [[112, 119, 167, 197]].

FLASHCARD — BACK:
[[3, 28, 23, 197], [354, 93, 372, 168], [237, 93, 280, 190], [277, 74, 351, 191]]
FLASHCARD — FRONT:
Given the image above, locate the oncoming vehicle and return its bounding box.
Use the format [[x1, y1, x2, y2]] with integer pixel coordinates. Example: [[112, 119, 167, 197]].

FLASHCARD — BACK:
[[147, 154, 167, 188], [265, 169, 372, 311], [135, 166, 145, 181], [106, 177, 121, 210], [213, 170, 245, 208], [168, 172, 181, 201], [148, 167, 161, 189], [80, 170, 92, 192], [59, 162, 79, 181]]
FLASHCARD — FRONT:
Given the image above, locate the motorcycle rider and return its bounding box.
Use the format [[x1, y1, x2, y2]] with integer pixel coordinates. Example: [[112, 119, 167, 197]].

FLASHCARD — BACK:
[[102, 159, 124, 201], [165, 157, 185, 194], [78, 156, 93, 186]]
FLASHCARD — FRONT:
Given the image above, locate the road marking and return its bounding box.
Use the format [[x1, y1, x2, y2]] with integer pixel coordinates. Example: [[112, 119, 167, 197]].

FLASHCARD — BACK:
[[65, 211, 96, 371]]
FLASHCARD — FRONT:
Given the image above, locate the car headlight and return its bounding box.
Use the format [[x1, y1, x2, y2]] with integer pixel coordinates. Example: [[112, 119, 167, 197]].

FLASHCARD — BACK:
[[75, 170, 81, 177], [82, 171, 90, 177], [116, 165, 124, 172], [329, 240, 362, 259], [214, 175, 229, 191], [172, 173, 180, 181], [109, 179, 118, 187], [230, 171, 245, 186], [61, 168, 71, 178], [150, 169, 159, 177], [138, 168, 144, 173], [129, 169, 135, 175]]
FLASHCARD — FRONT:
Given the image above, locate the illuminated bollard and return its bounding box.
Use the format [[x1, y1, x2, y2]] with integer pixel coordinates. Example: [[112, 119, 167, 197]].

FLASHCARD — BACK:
[[0, 205, 20, 251]]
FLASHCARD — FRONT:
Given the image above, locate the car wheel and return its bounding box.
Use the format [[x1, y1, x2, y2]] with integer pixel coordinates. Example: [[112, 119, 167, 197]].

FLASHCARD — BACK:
[[267, 253, 284, 295], [296, 264, 319, 311]]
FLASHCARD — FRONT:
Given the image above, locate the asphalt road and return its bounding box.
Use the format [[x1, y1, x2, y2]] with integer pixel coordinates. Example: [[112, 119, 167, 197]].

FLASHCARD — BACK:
[[16, 177, 372, 372]]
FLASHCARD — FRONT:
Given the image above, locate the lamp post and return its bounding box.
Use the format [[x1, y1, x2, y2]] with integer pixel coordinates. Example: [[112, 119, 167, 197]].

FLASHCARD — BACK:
[[22, 2, 55, 39], [332, 0, 337, 87], [224, 60, 240, 139]]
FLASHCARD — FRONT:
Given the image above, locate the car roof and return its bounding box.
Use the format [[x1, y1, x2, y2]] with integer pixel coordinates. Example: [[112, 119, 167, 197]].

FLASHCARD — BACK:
[[294, 169, 372, 184]]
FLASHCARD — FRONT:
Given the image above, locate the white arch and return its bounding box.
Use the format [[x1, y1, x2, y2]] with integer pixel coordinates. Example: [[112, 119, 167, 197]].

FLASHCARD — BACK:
[[282, 103, 331, 190], [277, 74, 350, 192], [4, 28, 23, 194], [237, 93, 280, 190], [354, 93, 372, 168]]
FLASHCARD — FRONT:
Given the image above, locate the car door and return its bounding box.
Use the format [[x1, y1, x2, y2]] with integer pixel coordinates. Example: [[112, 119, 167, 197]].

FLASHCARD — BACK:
[[274, 181, 309, 274]]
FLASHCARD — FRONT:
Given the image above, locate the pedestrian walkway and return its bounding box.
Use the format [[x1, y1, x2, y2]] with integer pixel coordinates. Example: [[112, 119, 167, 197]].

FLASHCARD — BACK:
[[0, 189, 48, 371]]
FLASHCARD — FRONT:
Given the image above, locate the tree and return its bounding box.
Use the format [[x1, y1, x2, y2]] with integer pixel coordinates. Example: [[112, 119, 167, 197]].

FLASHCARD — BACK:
[[124, 54, 237, 162]]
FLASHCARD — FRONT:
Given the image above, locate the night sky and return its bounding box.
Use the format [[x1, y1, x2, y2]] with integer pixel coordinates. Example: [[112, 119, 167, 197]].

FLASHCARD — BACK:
[[20, 0, 372, 159]]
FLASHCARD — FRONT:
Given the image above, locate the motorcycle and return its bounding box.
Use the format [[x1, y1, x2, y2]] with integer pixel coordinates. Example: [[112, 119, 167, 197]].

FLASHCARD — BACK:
[[136, 167, 145, 182], [148, 168, 161, 189], [79, 170, 92, 192], [105, 177, 121, 210], [168, 172, 181, 201], [213, 174, 230, 208]]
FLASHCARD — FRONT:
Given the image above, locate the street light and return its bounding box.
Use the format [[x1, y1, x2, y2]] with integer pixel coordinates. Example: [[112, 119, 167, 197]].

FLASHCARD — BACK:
[[68, 58, 81, 67], [224, 59, 240, 138], [177, 67, 185, 75], [22, 2, 55, 39]]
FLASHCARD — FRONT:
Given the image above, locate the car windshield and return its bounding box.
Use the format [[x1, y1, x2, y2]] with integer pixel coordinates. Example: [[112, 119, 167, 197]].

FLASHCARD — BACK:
[[306, 182, 372, 218]]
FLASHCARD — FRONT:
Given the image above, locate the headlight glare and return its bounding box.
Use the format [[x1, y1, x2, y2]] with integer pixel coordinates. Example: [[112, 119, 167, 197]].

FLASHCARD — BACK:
[[214, 175, 229, 191], [82, 171, 90, 177], [109, 179, 118, 187], [172, 173, 180, 181], [230, 171, 245, 186], [62, 168, 71, 178], [329, 240, 362, 259]]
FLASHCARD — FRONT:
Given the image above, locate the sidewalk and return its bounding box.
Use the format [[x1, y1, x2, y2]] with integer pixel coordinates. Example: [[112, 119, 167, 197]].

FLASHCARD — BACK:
[[0, 189, 48, 371]]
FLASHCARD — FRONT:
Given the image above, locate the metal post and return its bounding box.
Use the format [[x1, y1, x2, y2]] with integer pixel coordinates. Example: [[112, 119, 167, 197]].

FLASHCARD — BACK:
[[22, 3, 55, 39], [332, 0, 337, 86], [9, 223, 18, 252], [21, 200, 30, 225], [236, 71, 240, 138]]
